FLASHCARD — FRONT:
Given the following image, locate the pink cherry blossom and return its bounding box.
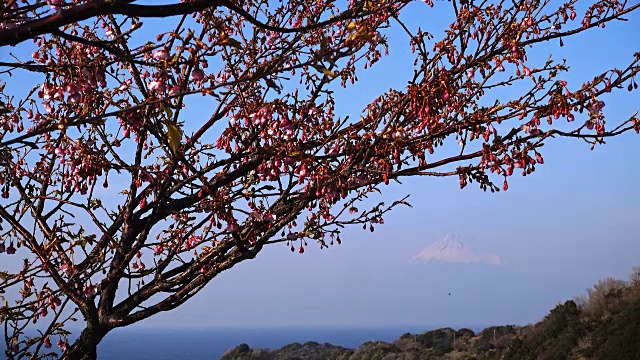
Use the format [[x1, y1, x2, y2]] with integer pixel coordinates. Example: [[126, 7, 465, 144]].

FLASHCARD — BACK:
[[152, 48, 169, 60], [168, 85, 180, 96], [190, 68, 205, 81], [148, 80, 166, 93], [57, 339, 67, 352], [82, 284, 97, 298], [225, 222, 239, 232], [154, 244, 164, 255]]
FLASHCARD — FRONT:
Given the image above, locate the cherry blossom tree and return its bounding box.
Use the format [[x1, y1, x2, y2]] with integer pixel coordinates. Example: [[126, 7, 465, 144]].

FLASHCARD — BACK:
[[1, 0, 639, 358]]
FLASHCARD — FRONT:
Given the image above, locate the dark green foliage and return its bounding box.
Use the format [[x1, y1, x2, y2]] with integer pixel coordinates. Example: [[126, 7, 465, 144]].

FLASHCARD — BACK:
[[473, 325, 517, 351], [585, 299, 640, 360], [221, 343, 272, 360], [220, 341, 353, 360], [415, 327, 455, 353], [498, 301, 584, 360], [538, 301, 583, 360], [456, 328, 475, 338], [350, 341, 403, 359]]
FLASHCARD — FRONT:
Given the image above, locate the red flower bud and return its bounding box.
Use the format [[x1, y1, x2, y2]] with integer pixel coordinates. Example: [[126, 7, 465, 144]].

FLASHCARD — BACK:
[[6, 242, 16, 255]]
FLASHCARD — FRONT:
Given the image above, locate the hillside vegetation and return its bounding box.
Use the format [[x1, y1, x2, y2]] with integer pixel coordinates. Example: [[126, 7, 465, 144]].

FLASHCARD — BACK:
[[221, 267, 640, 360]]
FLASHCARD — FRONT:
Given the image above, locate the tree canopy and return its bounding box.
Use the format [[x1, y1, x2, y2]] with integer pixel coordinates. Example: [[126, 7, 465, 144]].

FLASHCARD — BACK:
[[0, 0, 638, 358]]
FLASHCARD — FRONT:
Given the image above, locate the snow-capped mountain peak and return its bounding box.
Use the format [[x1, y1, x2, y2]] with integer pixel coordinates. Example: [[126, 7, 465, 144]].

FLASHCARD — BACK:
[[410, 234, 501, 265]]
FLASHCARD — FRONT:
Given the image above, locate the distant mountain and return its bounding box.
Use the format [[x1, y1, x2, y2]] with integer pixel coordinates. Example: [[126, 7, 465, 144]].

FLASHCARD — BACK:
[[410, 234, 501, 265], [221, 268, 640, 360]]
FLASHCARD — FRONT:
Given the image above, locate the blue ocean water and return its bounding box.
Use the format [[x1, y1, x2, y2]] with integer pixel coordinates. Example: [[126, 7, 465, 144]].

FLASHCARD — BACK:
[[99, 326, 490, 359], [3, 326, 488, 359]]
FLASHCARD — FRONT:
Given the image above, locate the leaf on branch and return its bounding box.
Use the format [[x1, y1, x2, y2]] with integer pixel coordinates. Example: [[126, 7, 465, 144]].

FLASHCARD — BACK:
[[322, 68, 337, 78], [0, 101, 11, 115], [312, 65, 338, 78], [160, 103, 173, 119], [166, 122, 183, 153], [347, 27, 374, 43], [393, 200, 413, 208], [320, 36, 328, 54], [221, 37, 243, 50]]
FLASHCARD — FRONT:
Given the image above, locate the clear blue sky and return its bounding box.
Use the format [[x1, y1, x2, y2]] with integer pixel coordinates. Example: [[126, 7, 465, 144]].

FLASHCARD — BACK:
[[2, 1, 639, 330]]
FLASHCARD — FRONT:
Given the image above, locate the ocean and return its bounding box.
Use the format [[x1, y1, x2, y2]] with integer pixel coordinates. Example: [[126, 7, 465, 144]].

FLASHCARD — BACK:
[[3, 326, 488, 359], [98, 326, 487, 359]]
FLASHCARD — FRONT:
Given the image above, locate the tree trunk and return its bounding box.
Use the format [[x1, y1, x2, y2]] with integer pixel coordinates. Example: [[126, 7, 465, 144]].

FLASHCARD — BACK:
[[62, 325, 107, 360]]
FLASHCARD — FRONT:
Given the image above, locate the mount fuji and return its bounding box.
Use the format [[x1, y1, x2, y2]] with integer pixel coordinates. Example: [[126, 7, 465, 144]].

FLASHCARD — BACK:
[[410, 234, 502, 265]]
